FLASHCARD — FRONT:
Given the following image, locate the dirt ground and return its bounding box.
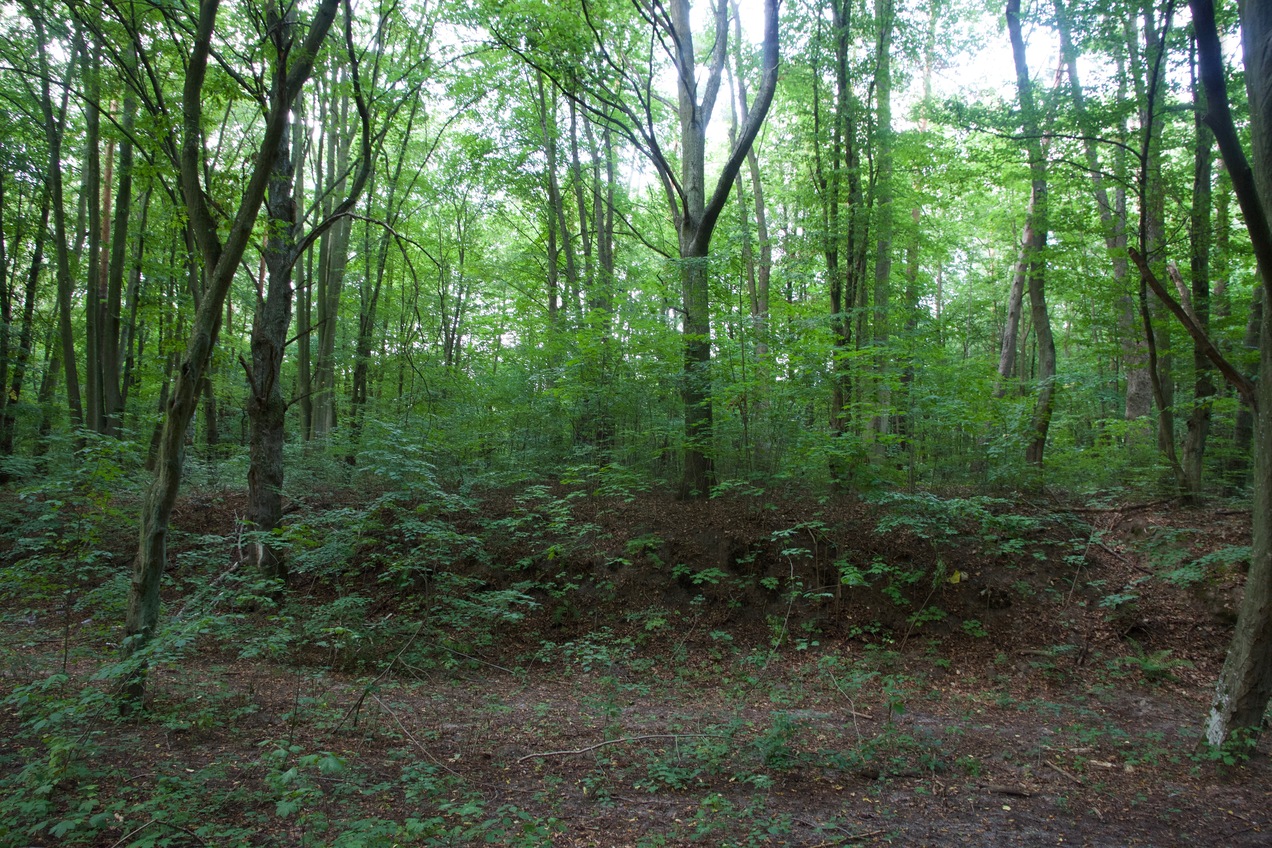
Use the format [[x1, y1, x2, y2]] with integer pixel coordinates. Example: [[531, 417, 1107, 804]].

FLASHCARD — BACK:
[[2, 485, 1270, 846]]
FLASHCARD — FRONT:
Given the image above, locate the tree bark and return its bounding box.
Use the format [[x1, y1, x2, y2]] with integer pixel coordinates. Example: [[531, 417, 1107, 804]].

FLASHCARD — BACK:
[[1191, 0, 1272, 747], [1006, 0, 1056, 467], [25, 4, 83, 435], [124, 0, 341, 704], [312, 77, 352, 441], [102, 54, 137, 437], [816, 0, 869, 481], [668, 0, 779, 498], [872, 0, 895, 444], [1181, 39, 1215, 502], [994, 217, 1029, 398], [83, 38, 104, 435], [0, 184, 50, 474], [249, 58, 299, 583]]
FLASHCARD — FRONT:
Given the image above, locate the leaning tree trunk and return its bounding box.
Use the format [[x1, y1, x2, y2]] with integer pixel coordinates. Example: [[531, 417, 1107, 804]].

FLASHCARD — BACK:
[[124, 0, 340, 704], [1192, 0, 1272, 747]]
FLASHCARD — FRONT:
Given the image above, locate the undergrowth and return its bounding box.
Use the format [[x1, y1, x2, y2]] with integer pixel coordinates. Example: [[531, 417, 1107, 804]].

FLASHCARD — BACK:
[[0, 445, 1246, 845]]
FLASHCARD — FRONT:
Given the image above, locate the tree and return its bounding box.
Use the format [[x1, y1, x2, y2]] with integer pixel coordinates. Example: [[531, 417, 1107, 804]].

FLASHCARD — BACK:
[[497, 0, 780, 497], [1190, 0, 1272, 749], [1006, 0, 1057, 466], [123, 0, 343, 702]]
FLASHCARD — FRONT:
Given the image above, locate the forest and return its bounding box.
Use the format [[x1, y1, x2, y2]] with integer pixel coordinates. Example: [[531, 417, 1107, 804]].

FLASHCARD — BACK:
[[2, 0, 1272, 844]]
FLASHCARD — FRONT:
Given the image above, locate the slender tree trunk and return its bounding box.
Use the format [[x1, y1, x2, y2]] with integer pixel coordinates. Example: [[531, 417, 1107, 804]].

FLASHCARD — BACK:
[[538, 72, 562, 326], [1007, 0, 1056, 466], [0, 184, 50, 474], [26, 5, 83, 434], [994, 220, 1029, 397], [35, 314, 59, 462], [0, 176, 10, 446], [1123, 17, 1154, 421], [102, 72, 136, 436], [817, 0, 867, 482], [871, 0, 895, 444], [124, 0, 340, 704], [1137, 4, 1185, 483], [120, 189, 151, 414], [83, 39, 104, 435], [249, 60, 299, 582], [1181, 39, 1215, 501], [312, 75, 353, 441]]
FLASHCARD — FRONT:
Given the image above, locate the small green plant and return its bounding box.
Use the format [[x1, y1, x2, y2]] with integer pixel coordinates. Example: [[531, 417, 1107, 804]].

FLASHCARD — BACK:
[[1113, 646, 1192, 683]]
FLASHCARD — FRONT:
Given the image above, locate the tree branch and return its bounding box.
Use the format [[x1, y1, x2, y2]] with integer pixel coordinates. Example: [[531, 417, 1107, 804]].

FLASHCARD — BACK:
[[1129, 246, 1256, 410]]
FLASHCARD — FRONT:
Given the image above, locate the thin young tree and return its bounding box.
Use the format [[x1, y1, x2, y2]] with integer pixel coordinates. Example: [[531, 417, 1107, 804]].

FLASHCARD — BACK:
[[497, 0, 780, 497]]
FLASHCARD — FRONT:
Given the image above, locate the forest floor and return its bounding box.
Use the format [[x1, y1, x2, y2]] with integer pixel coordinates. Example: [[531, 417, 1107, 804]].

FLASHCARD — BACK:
[[2, 478, 1271, 846]]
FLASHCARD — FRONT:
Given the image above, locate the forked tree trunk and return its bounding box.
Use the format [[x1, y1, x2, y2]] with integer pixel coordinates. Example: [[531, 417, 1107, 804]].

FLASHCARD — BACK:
[[123, 0, 340, 704], [666, 0, 778, 499], [249, 76, 300, 583]]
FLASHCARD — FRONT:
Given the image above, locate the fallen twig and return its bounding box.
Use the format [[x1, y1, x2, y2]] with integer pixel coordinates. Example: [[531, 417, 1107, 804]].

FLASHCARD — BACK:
[[438, 643, 516, 675], [1063, 499, 1175, 514], [980, 783, 1033, 797], [1045, 759, 1084, 785], [109, 819, 208, 848], [371, 693, 463, 777], [517, 733, 725, 763], [336, 620, 426, 733]]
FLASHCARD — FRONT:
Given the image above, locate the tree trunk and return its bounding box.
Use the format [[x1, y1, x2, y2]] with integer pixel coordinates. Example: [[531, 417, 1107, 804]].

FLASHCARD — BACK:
[[871, 0, 895, 445], [994, 219, 1029, 397], [668, 0, 779, 498], [1143, 7, 1180, 467], [1007, 0, 1056, 466], [83, 39, 104, 435], [312, 76, 352, 441], [1054, 0, 1137, 421], [538, 71, 562, 326], [1192, 0, 1272, 747], [0, 184, 50, 474], [25, 4, 83, 434], [102, 61, 137, 437], [124, 0, 340, 704], [816, 0, 868, 482], [1181, 40, 1215, 501], [248, 74, 299, 582], [119, 189, 152, 415]]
